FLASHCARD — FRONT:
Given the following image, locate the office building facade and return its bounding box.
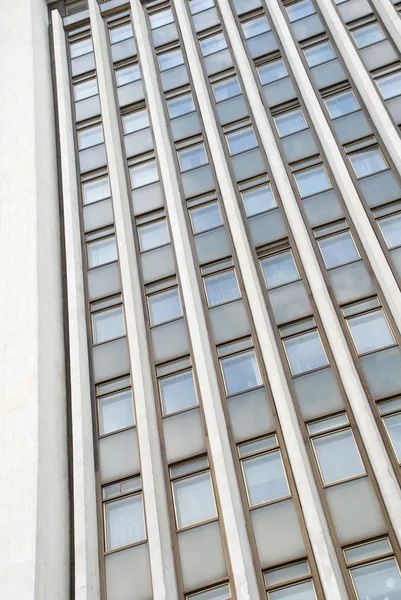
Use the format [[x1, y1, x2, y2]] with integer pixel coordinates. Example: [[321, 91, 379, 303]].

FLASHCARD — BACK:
[[2, 0, 401, 598]]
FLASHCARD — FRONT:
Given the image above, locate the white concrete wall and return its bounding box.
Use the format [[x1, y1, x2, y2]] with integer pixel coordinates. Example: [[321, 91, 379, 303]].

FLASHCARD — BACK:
[[0, 1, 69, 599]]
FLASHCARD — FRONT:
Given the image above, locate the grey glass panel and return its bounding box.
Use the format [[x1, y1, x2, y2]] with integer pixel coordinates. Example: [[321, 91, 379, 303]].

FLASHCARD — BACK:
[[233, 0, 262, 14], [160, 369, 197, 415], [361, 346, 401, 399], [359, 170, 401, 208], [384, 413, 401, 461], [294, 367, 344, 420], [228, 387, 274, 442], [360, 40, 398, 72], [193, 7, 220, 33], [263, 77, 297, 108], [182, 164, 215, 198], [99, 389, 134, 436], [351, 558, 401, 600], [111, 38, 137, 63], [152, 22, 178, 48], [221, 350, 262, 395], [311, 60, 346, 90], [171, 112, 201, 142], [71, 52, 95, 77], [105, 494, 145, 551], [328, 261, 373, 305], [151, 319, 190, 363], [284, 331, 328, 375], [99, 427, 139, 483], [313, 429, 364, 484], [243, 450, 289, 506], [387, 96, 401, 126], [83, 198, 114, 233], [118, 80, 145, 108], [105, 543, 152, 600], [124, 128, 153, 159], [332, 111, 372, 145], [93, 337, 130, 382], [270, 582, 316, 600], [216, 95, 248, 127], [352, 23, 385, 49], [281, 129, 318, 163], [247, 31, 278, 59], [249, 209, 287, 247], [338, 0, 371, 23], [261, 251, 298, 289], [178, 521, 227, 590], [174, 471, 216, 528], [190, 202, 222, 233], [348, 310, 394, 354], [195, 227, 231, 264], [132, 181, 164, 216], [204, 48, 233, 77], [163, 408, 206, 463], [251, 499, 305, 565], [141, 244, 175, 284], [161, 64, 189, 92], [75, 95, 101, 122], [232, 148, 265, 181], [326, 477, 386, 543], [88, 262, 122, 301], [302, 189, 345, 228], [79, 144, 107, 174], [210, 299, 250, 344], [292, 14, 324, 42], [269, 280, 312, 325]]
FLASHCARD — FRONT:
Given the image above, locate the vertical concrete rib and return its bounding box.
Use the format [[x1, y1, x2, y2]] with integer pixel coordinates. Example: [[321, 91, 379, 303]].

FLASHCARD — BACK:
[[130, 2, 260, 598], [368, 0, 401, 57], [87, 2, 178, 597], [172, 1, 350, 598], [52, 11, 100, 600], [216, 0, 401, 547]]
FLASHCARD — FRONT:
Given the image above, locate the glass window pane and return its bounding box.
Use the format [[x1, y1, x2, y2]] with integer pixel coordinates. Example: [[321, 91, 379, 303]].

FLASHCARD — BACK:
[[179, 144, 208, 172], [221, 350, 262, 395], [269, 581, 316, 600], [93, 306, 125, 344], [123, 109, 149, 134], [243, 450, 289, 506], [349, 148, 387, 178], [284, 331, 328, 375], [190, 0, 215, 15], [318, 231, 359, 269], [304, 41, 335, 67], [226, 127, 258, 155], [242, 184, 276, 216], [160, 370, 197, 415], [116, 64, 141, 87], [66, 1, 88, 15], [239, 435, 278, 456], [352, 23, 385, 49], [99, 389, 135, 435], [275, 109, 307, 138], [325, 91, 359, 119], [351, 558, 401, 600], [348, 309, 394, 354], [376, 71, 401, 100], [78, 125, 103, 150], [190, 202, 222, 233], [204, 270, 240, 307], [70, 37, 93, 58], [173, 471, 217, 528], [378, 213, 401, 249], [384, 413, 401, 461], [261, 251, 299, 288], [105, 494, 145, 551], [188, 584, 230, 600], [167, 93, 195, 118], [213, 76, 241, 102], [158, 49, 184, 71], [139, 220, 169, 251], [345, 539, 392, 564], [286, 0, 315, 22], [130, 160, 158, 188], [149, 288, 182, 326], [242, 16, 270, 39], [258, 59, 287, 85], [74, 78, 98, 101], [200, 33, 227, 57], [150, 8, 174, 29], [265, 562, 310, 586], [83, 176, 110, 205], [109, 23, 133, 44], [313, 429, 365, 484], [294, 165, 331, 198], [88, 236, 118, 268]]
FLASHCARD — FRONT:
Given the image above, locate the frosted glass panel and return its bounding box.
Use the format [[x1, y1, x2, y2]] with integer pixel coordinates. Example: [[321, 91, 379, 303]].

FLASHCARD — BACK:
[[338, 0, 371, 22], [83, 198, 114, 233], [182, 164, 215, 198], [268, 280, 312, 325], [281, 130, 318, 163], [79, 144, 107, 173], [132, 181, 164, 216], [151, 318, 190, 363], [118, 80, 145, 108], [209, 299, 250, 344], [328, 261, 375, 305], [251, 499, 305, 565], [193, 7, 220, 33], [294, 367, 344, 419], [161, 64, 189, 92], [292, 14, 324, 42], [93, 337, 130, 382], [178, 521, 227, 590], [111, 38, 136, 63], [263, 78, 296, 108], [303, 189, 344, 227], [204, 48, 233, 76], [75, 95, 101, 122], [360, 40, 397, 72], [311, 60, 346, 90], [332, 111, 372, 145], [124, 128, 153, 158], [228, 387, 275, 442], [105, 543, 152, 600], [99, 428, 140, 483], [88, 261, 122, 301], [173, 471, 217, 528], [163, 408, 206, 463], [231, 148, 265, 181], [216, 95, 249, 127], [152, 22, 178, 47], [249, 209, 287, 247], [170, 112, 201, 142], [326, 477, 386, 543], [359, 170, 401, 208], [247, 31, 278, 59], [71, 52, 95, 77], [195, 227, 231, 265], [360, 346, 401, 399], [141, 244, 175, 284]]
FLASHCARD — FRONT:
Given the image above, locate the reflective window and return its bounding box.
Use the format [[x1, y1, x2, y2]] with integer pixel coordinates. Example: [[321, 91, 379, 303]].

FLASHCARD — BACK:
[[93, 306, 125, 344], [167, 93, 195, 118], [378, 213, 401, 249], [348, 148, 388, 178], [286, 0, 315, 22], [105, 493, 145, 551], [173, 471, 217, 528], [269, 581, 317, 600], [130, 160, 158, 188], [158, 48, 184, 71], [274, 108, 307, 138], [261, 251, 299, 288], [187, 584, 230, 600], [109, 23, 133, 44], [88, 236, 118, 268], [213, 76, 241, 102], [159, 370, 197, 415], [190, 202, 223, 233], [190, 0, 215, 15], [178, 143, 208, 172], [312, 429, 365, 484], [376, 71, 401, 100], [82, 176, 110, 205], [318, 231, 359, 269], [115, 64, 141, 87], [242, 450, 289, 506], [383, 412, 401, 461], [122, 109, 149, 134], [226, 127, 258, 155], [204, 269, 241, 307], [242, 16, 270, 39], [347, 309, 395, 354], [241, 183, 276, 216], [70, 37, 93, 58], [74, 78, 98, 101], [351, 559, 401, 600], [324, 90, 359, 119], [78, 124, 103, 150], [221, 349, 262, 395], [284, 330, 328, 375], [294, 165, 331, 197], [66, 0, 88, 15], [265, 561, 310, 587], [258, 59, 287, 85], [138, 219, 169, 251], [351, 23, 385, 49], [99, 389, 135, 435], [148, 288, 182, 326], [200, 33, 227, 56], [304, 41, 335, 67], [149, 8, 174, 29]]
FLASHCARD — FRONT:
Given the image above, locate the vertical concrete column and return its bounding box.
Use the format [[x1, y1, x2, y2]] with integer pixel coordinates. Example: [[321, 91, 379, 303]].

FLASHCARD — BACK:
[[0, 0, 69, 598], [370, 0, 401, 52], [52, 10, 100, 600], [216, 0, 401, 547], [172, 1, 349, 598], [87, 1, 178, 598], [130, 2, 260, 598]]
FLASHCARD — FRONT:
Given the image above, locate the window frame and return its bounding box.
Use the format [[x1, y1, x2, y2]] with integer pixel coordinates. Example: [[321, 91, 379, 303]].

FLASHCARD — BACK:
[[96, 376, 135, 438], [302, 38, 336, 68], [264, 559, 315, 599], [314, 220, 361, 270], [202, 263, 241, 308], [259, 248, 301, 290], [115, 61, 141, 88], [285, 0, 316, 23], [281, 319, 329, 377], [147, 282, 183, 327], [86, 227, 118, 270], [218, 339, 264, 397], [177, 141, 209, 173], [199, 31, 228, 58], [257, 57, 288, 86], [343, 298, 396, 357], [292, 161, 332, 199], [273, 106, 308, 139], [350, 20, 386, 50], [323, 88, 360, 120], [137, 215, 170, 253], [188, 198, 224, 235], [77, 122, 104, 151], [347, 143, 389, 180], [91, 296, 126, 346], [157, 357, 199, 417], [240, 180, 277, 218]]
